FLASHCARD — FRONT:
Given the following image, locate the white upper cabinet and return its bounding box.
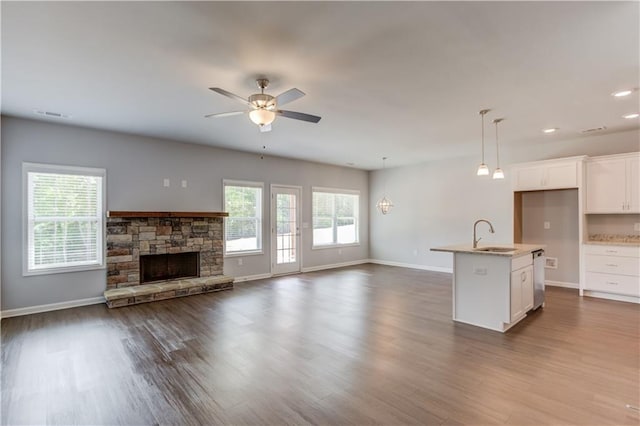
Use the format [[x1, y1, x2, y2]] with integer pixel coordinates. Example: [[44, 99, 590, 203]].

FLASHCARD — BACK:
[[585, 153, 640, 213], [512, 158, 582, 191]]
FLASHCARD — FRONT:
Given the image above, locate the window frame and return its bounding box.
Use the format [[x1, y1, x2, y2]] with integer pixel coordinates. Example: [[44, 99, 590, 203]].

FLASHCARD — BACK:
[[311, 186, 360, 249], [22, 162, 107, 276], [223, 179, 264, 257]]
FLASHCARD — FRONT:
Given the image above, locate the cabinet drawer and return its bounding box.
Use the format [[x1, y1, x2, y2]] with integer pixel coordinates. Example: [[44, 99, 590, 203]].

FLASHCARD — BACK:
[[512, 254, 533, 271], [585, 272, 640, 297], [584, 244, 640, 258], [585, 254, 640, 276]]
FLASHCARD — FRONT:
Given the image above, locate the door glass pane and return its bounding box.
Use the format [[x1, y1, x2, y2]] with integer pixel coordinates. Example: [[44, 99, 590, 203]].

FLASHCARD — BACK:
[[276, 193, 297, 264]]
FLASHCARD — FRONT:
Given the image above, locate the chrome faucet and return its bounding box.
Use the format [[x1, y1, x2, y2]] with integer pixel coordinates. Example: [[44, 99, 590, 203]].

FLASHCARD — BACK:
[[473, 219, 495, 248]]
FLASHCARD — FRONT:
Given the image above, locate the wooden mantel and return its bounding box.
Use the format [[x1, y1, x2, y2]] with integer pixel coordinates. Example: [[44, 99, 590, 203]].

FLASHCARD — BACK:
[[107, 211, 228, 218]]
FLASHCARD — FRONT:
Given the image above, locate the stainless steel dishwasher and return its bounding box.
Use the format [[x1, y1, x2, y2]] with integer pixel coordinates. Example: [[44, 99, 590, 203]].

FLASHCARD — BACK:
[[532, 249, 545, 309]]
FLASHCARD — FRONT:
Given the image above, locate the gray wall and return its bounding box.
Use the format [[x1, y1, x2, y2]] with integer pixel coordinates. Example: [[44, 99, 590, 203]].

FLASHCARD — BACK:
[[1, 116, 369, 311], [521, 189, 579, 284], [370, 129, 640, 270]]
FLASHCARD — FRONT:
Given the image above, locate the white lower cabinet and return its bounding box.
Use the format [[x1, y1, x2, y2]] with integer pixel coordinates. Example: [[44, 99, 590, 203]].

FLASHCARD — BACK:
[[583, 244, 640, 299], [511, 264, 533, 322]]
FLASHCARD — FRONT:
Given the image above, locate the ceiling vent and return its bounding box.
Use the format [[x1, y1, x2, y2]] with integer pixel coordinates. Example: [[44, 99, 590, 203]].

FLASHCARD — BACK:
[[33, 110, 71, 119], [581, 126, 607, 134]]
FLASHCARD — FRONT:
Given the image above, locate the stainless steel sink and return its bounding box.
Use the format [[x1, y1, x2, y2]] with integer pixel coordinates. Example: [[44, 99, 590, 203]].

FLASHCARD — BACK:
[[473, 247, 516, 253]]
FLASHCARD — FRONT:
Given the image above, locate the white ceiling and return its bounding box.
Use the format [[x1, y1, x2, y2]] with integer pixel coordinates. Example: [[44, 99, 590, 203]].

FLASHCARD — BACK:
[[2, 1, 639, 170]]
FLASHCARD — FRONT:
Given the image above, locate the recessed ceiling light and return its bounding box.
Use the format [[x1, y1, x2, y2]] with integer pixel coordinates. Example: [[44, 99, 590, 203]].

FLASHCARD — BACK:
[[623, 113, 639, 119], [542, 128, 558, 133], [612, 89, 633, 97]]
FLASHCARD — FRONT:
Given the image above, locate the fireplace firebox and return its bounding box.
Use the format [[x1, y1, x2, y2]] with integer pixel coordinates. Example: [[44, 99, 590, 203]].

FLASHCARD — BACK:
[[140, 252, 200, 283]]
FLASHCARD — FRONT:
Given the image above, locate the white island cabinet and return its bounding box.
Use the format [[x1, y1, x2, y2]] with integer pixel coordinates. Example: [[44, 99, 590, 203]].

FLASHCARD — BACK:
[[431, 244, 544, 332]]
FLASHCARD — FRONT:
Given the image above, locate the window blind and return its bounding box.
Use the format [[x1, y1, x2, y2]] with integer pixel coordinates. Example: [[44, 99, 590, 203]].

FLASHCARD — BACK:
[[26, 167, 104, 273]]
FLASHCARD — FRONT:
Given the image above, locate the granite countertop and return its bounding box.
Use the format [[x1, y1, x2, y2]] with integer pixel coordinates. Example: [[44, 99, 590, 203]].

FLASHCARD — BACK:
[[587, 234, 640, 246], [431, 243, 546, 257]]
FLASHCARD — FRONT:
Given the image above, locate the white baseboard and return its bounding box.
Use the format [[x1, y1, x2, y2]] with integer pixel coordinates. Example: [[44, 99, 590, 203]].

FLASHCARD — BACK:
[[368, 259, 453, 274], [233, 273, 273, 283], [1, 296, 105, 319], [545, 280, 579, 289], [301, 259, 369, 273]]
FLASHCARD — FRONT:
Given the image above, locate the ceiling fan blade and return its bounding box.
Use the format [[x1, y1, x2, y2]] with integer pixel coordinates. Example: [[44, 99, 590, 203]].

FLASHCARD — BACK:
[[276, 110, 322, 123], [274, 88, 305, 106], [209, 87, 251, 106], [204, 111, 246, 118], [259, 123, 272, 133]]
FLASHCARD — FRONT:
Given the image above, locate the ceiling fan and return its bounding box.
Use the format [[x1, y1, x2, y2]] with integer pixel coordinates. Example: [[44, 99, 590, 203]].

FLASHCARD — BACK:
[[205, 78, 321, 132]]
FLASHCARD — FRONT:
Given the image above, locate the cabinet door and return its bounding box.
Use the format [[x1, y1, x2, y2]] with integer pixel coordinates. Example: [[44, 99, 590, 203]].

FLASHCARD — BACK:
[[510, 270, 524, 322], [628, 156, 640, 213], [521, 266, 534, 312], [585, 158, 626, 213], [515, 167, 544, 191], [545, 163, 577, 189]]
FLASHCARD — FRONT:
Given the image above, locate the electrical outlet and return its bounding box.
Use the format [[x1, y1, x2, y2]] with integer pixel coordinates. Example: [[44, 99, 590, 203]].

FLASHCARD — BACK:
[[163, 178, 170, 187], [338, 249, 342, 255], [634, 223, 640, 232], [181, 180, 187, 188], [545, 257, 558, 269], [413, 249, 418, 256], [237, 258, 243, 266], [544, 221, 551, 229]]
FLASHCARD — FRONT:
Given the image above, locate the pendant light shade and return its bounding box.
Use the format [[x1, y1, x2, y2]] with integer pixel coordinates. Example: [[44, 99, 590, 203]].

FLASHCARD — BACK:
[[376, 157, 394, 215], [477, 109, 491, 176], [492, 118, 505, 180], [376, 196, 394, 215], [477, 164, 490, 176]]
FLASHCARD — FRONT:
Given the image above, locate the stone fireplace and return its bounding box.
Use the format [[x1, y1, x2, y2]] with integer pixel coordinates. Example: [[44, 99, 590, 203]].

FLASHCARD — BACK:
[[105, 211, 227, 289]]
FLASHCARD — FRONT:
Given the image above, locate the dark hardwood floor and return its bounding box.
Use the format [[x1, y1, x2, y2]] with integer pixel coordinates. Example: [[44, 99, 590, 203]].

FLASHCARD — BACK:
[[2, 264, 639, 425]]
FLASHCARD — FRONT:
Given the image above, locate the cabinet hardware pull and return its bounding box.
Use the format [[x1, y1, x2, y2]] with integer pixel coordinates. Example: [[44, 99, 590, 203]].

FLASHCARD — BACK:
[[605, 263, 618, 267], [605, 250, 618, 253], [605, 281, 619, 285], [521, 271, 526, 282], [622, 202, 626, 210]]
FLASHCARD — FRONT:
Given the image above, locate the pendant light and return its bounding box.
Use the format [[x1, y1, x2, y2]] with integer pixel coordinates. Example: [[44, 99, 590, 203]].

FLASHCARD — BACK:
[[376, 157, 394, 215], [492, 118, 505, 179], [477, 109, 491, 176]]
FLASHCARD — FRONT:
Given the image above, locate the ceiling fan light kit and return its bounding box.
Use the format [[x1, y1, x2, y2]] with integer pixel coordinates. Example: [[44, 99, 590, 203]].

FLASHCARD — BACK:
[[206, 78, 321, 132]]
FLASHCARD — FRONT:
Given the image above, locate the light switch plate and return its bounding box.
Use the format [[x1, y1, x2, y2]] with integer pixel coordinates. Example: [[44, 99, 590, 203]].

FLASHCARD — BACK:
[[181, 180, 187, 188], [544, 221, 551, 229], [163, 178, 170, 187]]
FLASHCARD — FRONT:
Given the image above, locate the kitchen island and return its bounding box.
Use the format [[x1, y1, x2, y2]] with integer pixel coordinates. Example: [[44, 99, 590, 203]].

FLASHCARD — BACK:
[[431, 244, 545, 332]]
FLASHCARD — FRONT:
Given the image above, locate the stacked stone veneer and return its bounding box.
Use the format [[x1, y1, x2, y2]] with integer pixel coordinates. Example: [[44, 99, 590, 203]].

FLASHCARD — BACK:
[[106, 216, 224, 289]]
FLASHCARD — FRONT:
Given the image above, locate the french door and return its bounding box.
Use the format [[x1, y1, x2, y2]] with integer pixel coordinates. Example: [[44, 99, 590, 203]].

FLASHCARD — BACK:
[[271, 185, 301, 275]]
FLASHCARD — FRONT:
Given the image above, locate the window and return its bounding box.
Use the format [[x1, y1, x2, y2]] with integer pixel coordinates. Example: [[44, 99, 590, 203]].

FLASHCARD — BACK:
[[23, 163, 106, 275], [312, 187, 359, 247], [223, 180, 263, 255]]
